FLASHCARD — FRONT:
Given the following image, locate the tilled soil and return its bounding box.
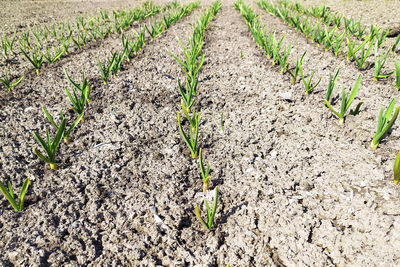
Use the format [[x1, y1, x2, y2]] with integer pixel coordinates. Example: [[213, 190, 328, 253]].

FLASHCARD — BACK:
[[1, 0, 400, 266]]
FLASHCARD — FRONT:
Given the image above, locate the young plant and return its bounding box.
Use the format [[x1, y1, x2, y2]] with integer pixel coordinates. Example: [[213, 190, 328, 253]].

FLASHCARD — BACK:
[[0, 178, 29, 212], [64, 69, 91, 103], [299, 66, 321, 94], [20, 45, 44, 75], [177, 111, 199, 158], [60, 31, 73, 55], [65, 82, 88, 118], [370, 99, 399, 150], [199, 148, 210, 192], [346, 35, 364, 61], [0, 69, 24, 91], [332, 30, 346, 56], [43, 45, 64, 64], [97, 54, 116, 84], [288, 51, 306, 84], [2, 30, 16, 55], [325, 66, 340, 107], [271, 34, 285, 65], [353, 39, 373, 69], [394, 152, 400, 185], [376, 28, 389, 47], [392, 34, 400, 52], [324, 74, 362, 124], [373, 41, 393, 81], [395, 60, 400, 90], [145, 19, 164, 39], [278, 44, 292, 73], [33, 119, 66, 170], [42, 107, 83, 145], [194, 186, 218, 230]]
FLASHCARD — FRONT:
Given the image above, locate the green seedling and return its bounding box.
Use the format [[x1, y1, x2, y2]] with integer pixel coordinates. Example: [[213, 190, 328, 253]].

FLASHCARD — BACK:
[[19, 31, 32, 51], [279, 44, 292, 73], [324, 74, 362, 124], [42, 107, 83, 145], [33, 119, 66, 170], [1, 30, 16, 59], [0, 69, 24, 92], [364, 25, 379, 42], [288, 51, 306, 84], [194, 186, 218, 230], [0, 178, 29, 212], [177, 111, 199, 158], [323, 26, 336, 52], [20, 45, 44, 75], [394, 152, 400, 184], [271, 34, 285, 65], [395, 60, 400, 90], [60, 30, 73, 55], [111, 51, 125, 75], [178, 78, 196, 114], [346, 35, 364, 61], [145, 19, 164, 39], [370, 99, 399, 150], [199, 148, 210, 192], [353, 39, 373, 69], [376, 28, 389, 47], [325, 66, 340, 107], [299, 66, 321, 94], [43, 45, 63, 64], [373, 41, 393, 81], [332, 30, 346, 56], [65, 82, 88, 118], [98, 54, 116, 84], [392, 34, 400, 52], [64, 69, 91, 103]]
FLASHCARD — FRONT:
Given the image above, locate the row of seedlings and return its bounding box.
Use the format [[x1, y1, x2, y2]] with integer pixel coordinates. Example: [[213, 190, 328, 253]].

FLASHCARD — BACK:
[[0, 1, 162, 92], [238, 1, 400, 183], [258, 0, 400, 87], [0, 70, 91, 211], [0, 1, 200, 212], [97, 1, 200, 84], [235, 0, 321, 94], [170, 1, 221, 230]]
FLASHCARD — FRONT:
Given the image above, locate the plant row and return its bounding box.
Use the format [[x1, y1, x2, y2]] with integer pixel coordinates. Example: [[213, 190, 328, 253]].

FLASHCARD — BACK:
[[97, 1, 200, 84], [0, 1, 163, 92], [170, 1, 221, 230], [0, 1, 200, 212], [258, 0, 400, 86], [237, 0, 400, 183]]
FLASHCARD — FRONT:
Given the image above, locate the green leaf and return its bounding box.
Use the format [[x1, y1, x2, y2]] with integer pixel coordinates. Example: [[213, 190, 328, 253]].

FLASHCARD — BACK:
[[394, 152, 400, 184], [18, 178, 30, 211]]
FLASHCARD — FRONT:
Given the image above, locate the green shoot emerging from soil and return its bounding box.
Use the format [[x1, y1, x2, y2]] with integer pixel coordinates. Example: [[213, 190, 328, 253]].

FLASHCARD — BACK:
[[199, 148, 210, 192], [394, 152, 400, 185], [395, 60, 400, 90], [325, 66, 340, 107], [194, 186, 218, 230], [0, 69, 24, 92], [288, 51, 306, 84], [324, 74, 362, 124], [98, 55, 116, 84], [33, 119, 66, 170], [20, 45, 44, 75], [65, 70, 91, 103], [177, 111, 199, 158], [300, 66, 321, 94], [373, 41, 393, 81], [42, 107, 83, 145], [0, 178, 29, 212], [370, 99, 399, 150]]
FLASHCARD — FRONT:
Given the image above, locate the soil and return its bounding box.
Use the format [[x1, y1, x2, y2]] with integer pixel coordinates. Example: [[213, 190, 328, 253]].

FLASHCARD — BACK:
[[1, 0, 400, 266]]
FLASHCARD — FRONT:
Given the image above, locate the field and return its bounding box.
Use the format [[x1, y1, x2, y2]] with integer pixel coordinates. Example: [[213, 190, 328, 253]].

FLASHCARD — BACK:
[[1, 0, 400, 265]]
